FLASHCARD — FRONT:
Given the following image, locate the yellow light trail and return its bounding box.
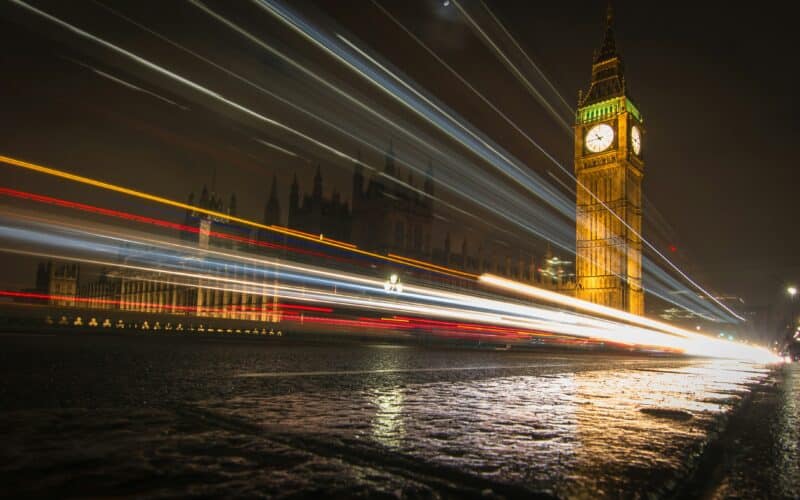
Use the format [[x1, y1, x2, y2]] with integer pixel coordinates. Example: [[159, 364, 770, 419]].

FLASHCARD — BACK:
[[0, 154, 475, 279]]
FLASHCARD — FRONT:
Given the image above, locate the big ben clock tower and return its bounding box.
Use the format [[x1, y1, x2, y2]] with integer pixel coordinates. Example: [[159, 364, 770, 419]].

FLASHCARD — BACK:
[[575, 5, 644, 315]]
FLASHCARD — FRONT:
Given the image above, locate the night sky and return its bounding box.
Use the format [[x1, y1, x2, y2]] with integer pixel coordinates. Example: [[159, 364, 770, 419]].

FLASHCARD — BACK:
[[1, 0, 797, 314]]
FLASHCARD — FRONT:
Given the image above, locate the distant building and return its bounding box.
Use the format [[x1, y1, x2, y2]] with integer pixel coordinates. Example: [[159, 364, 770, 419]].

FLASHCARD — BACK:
[[283, 142, 573, 290], [288, 166, 351, 243], [36, 261, 78, 306], [351, 144, 434, 260], [49, 185, 281, 322]]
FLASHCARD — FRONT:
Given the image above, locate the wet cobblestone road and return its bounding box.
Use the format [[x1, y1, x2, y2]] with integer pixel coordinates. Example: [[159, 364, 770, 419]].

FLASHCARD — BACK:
[[0, 332, 780, 498]]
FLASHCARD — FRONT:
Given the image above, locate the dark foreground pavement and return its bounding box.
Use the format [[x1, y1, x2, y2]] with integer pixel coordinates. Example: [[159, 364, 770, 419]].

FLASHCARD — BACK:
[[679, 363, 799, 499], [0, 331, 790, 498]]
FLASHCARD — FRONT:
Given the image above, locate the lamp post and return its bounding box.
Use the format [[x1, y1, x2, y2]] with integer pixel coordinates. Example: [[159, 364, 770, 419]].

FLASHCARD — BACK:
[[785, 286, 798, 348], [384, 274, 403, 294]]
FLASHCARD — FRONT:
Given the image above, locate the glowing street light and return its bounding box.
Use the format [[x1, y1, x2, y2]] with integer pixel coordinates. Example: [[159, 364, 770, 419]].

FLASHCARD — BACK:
[[788, 286, 797, 297], [384, 274, 403, 293]]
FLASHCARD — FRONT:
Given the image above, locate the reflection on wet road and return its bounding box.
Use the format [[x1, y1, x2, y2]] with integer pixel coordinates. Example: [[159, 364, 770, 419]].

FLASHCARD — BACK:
[[0, 333, 775, 498]]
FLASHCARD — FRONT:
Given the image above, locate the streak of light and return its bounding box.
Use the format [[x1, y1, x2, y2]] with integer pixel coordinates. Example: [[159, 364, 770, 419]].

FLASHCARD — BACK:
[[116, 0, 507, 237], [186, 0, 576, 250], [449, 0, 572, 132], [481, 273, 698, 338], [0, 206, 603, 330], [0, 290, 332, 314], [62, 56, 190, 111], [369, 0, 567, 176], [9, 0, 365, 170], [0, 155, 475, 279], [476, 0, 573, 114], [479, 273, 777, 362], [0, 217, 777, 363], [0, 183, 733, 326], [253, 0, 574, 219], [0, 187, 377, 272], [0, 239, 680, 351], [0, 192, 731, 344], [253, 138, 301, 159]]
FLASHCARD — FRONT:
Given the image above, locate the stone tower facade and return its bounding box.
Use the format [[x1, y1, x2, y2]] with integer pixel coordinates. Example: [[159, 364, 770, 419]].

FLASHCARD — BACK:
[[574, 6, 644, 315]]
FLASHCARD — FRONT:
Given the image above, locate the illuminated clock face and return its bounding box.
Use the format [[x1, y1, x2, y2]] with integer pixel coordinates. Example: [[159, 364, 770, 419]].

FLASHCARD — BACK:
[[631, 125, 642, 155], [585, 123, 614, 153]]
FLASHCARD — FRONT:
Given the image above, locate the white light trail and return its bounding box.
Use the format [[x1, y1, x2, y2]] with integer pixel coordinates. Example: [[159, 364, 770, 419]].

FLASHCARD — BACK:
[[253, 138, 300, 158], [8, 0, 361, 167], [449, 0, 572, 132], [62, 56, 190, 111], [0, 215, 778, 363]]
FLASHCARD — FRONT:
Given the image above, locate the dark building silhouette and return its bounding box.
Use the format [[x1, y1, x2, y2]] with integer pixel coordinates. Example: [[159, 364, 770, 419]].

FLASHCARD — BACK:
[[184, 184, 247, 250], [283, 142, 573, 290], [288, 165, 351, 243], [35, 261, 79, 306], [264, 175, 281, 226], [351, 144, 434, 259]]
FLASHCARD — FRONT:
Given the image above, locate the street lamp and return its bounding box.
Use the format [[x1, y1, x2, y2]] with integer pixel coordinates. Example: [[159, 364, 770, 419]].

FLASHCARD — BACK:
[[785, 286, 799, 348], [384, 274, 403, 293]]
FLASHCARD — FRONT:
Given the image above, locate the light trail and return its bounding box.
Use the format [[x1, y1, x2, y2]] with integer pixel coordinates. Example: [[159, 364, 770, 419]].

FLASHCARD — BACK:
[[185, 0, 579, 252], [62, 56, 190, 111], [0, 214, 777, 363], [253, 0, 574, 218], [0, 240, 685, 352], [480, 274, 702, 339], [0, 155, 475, 279], [9, 0, 561, 274], [0, 189, 712, 335], [449, 0, 572, 132], [476, 0, 573, 114], [478, 274, 771, 361], [253, 138, 301, 159], [369, 0, 567, 175], [0, 178, 736, 328], [184, 0, 729, 322], [0, 290, 331, 315], [4, 0, 747, 322], [7, 0, 370, 175]]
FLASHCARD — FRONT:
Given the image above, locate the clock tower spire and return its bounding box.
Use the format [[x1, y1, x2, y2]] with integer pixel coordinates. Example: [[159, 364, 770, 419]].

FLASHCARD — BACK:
[[574, 5, 645, 315]]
